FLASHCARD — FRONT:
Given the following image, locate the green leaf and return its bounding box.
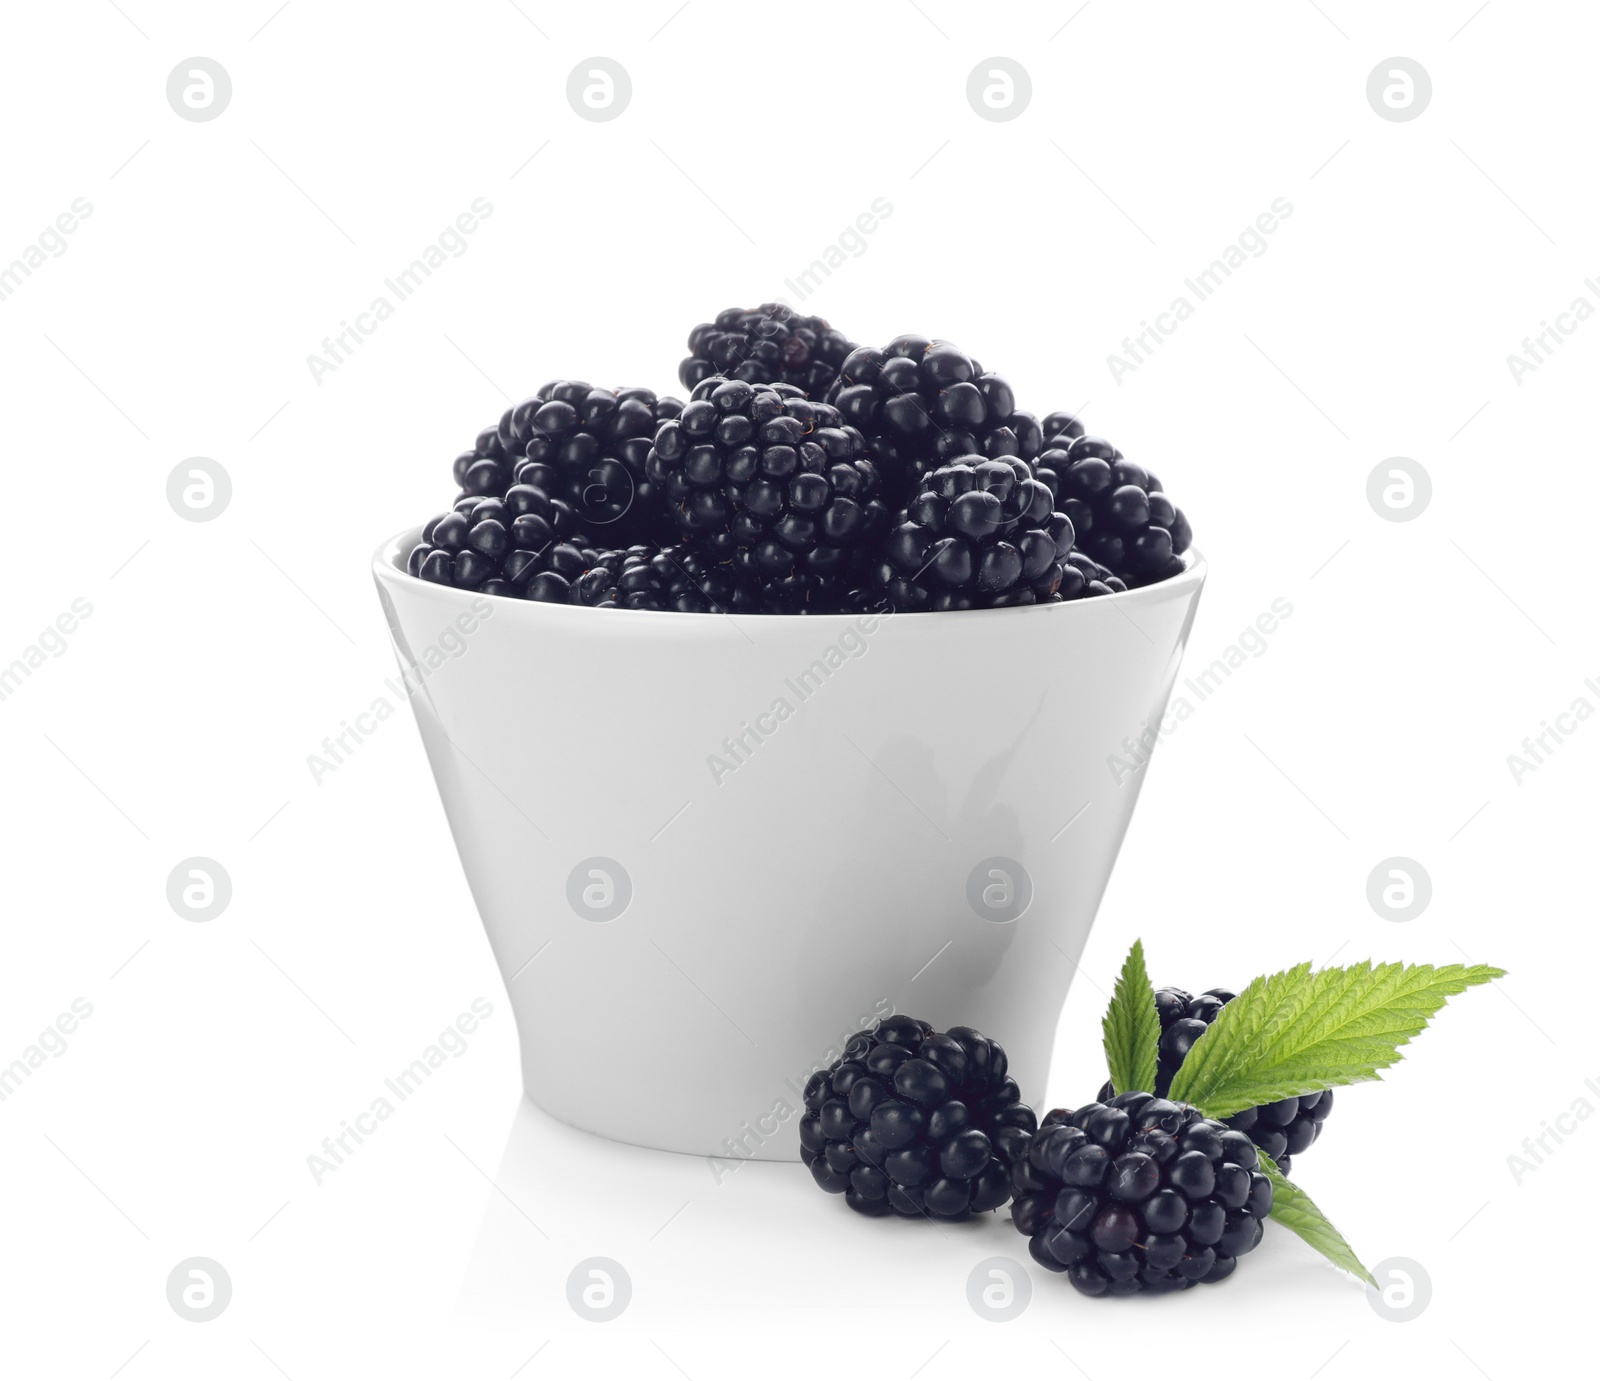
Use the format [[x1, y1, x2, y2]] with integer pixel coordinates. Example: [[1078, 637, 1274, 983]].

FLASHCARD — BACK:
[[1167, 960, 1504, 1117], [1259, 1150, 1375, 1286], [1101, 940, 1161, 1096]]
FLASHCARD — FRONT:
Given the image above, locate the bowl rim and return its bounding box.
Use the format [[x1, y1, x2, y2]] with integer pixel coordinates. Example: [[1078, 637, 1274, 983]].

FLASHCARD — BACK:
[[372, 526, 1207, 623]]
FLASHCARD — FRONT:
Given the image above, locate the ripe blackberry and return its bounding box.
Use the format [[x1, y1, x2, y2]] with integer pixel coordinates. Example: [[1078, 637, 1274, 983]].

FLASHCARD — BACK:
[[451, 423, 518, 502], [1218, 1092, 1334, 1177], [562, 544, 680, 611], [858, 407, 1046, 510], [646, 540, 782, 614], [799, 1016, 1037, 1220], [1095, 986, 1334, 1175], [646, 377, 889, 589], [1011, 1092, 1272, 1295], [475, 381, 683, 541], [1063, 550, 1128, 600], [409, 487, 598, 599], [679, 303, 856, 398], [866, 457, 1078, 611], [1036, 417, 1193, 588], [827, 336, 1033, 502]]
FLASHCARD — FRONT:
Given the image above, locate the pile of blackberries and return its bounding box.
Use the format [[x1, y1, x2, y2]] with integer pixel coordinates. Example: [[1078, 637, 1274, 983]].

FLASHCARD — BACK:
[[405, 308, 1194, 613], [1096, 984, 1334, 1174]]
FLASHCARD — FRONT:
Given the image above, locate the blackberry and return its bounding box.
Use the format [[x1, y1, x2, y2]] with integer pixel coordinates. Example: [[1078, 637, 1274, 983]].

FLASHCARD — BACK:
[[1011, 1092, 1272, 1295], [480, 381, 683, 542], [530, 537, 743, 609], [827, 336, 1035, 503], [799, 1016, 1037, 1220], [1095, 986, 1334, 1175], [1219, 1092, 1334, 1176], [451, 423, 518, 503], [562, 544, 680, 611], [409, 487, 595, 598], [859, 406, 1045, 508], [646, 377, 889, 591], [1035, 416, 1193, 588], [646, 540, 776, 614], [867, 457, 1077, 611], [1064, 550, 1128, 600], [679, 303, 856, 399]]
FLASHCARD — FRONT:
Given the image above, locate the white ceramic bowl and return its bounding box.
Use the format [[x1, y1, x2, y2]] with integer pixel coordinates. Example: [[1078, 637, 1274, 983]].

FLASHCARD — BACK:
[[373, 530, 1205, 1161]]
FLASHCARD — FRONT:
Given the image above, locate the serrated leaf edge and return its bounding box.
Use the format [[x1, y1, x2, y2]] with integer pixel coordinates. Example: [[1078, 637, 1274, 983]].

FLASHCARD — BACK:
[[1102, 939, 1161, 1097], [1169, 961, 1505, 1116], [1259, 1150, 1375, 1287]]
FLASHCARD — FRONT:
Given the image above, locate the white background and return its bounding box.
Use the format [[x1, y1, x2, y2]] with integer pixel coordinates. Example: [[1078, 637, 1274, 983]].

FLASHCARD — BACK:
[[1, 1, 1594, 1376]]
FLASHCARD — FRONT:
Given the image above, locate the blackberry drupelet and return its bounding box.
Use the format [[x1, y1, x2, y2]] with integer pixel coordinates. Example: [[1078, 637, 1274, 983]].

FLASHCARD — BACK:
[[1095, 985, 1334, 1175], [799, 1016, 1038, 1219], [679, 304, 856, 398], [826, 336, 1034, 503], [868, 457, 1077, 611], [646, 377, 890, 591], [1035, 416, 1193, 589], [1011, 1092, 1272, 1295], [1038, 410, 1086, 448]]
